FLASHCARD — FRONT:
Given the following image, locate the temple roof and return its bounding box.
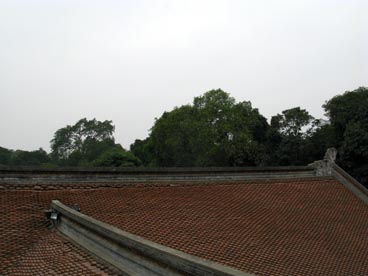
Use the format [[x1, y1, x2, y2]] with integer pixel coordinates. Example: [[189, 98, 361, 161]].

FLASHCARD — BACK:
[[1, 173, 368, 275]]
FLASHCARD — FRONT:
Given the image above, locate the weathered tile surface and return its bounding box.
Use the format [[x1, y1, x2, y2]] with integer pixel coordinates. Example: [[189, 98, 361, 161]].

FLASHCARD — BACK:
[[1, 178, 368, 275]]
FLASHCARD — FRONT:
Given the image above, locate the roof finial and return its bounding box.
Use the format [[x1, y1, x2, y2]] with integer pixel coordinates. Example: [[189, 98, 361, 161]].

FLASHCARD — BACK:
[[324, 148, 337, 163]]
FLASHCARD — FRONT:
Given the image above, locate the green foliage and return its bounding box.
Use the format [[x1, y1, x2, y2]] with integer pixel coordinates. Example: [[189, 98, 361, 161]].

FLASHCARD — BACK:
[[49, 118, 141, 167], [0, 147, 12, 165], [1, 118, 142, 168], [272, 107, 314, 137], [2, 86, 367, 188], [150, 105, 199, 166], [303, 121, 336, 161], [147, 89, 268, 166], [10, 148, 50, 166], [324, 87, 368, 139], [0, 147, 51, 167], [324, 87, 368, 185], [130, 138, 154, 166], [50, 118, 117, 166], [93, 148, 141, 167], [267, 107, 315, 165], [51, 118, 115, 157]]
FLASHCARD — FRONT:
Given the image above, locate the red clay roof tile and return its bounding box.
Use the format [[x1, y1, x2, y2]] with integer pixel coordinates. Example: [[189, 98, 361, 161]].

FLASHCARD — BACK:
[[1, 178, 368, 275]]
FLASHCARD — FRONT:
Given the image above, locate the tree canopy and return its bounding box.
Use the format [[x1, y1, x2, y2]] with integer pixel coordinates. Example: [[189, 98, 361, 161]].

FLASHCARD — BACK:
[[271, 107, 314, 137], [1, 86, 367, 187], [0, 147, 51, 167], [323, 87, 368, 184], [137, 89, 268, 166], [50, 118, 138, 167], [92, 147, 141, 167], [267, 107, 317, 165], [51, 118, 115, 161]]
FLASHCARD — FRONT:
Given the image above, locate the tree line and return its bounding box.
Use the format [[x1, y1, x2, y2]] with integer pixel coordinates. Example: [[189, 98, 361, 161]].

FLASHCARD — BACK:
[[0, 87, 367, 186]]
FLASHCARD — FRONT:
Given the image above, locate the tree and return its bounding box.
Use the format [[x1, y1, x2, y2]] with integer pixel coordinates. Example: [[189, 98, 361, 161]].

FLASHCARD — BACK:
[[324, 87, 368, 139], [303, 120, 336, 161], [93, 148, 141, 167], [10, 148, 50, 166], [130, 138, 155, 166], [147, 89, 269, 166], [324, 87, 368, 186], [50, 118, 125, 166], [0, 147, 13, 165], [273, 107, 314, 137], [150, 105, 199, 166], [51, 118, 115, 161], [268, 107, 315, 165]]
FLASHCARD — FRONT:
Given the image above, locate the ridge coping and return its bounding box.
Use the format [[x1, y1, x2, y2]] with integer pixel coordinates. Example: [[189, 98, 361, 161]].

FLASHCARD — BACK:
[[51, 200, 253, 276]]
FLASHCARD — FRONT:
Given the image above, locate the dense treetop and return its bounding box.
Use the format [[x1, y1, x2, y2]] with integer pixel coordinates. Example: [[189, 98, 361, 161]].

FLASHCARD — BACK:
[[28, 118, 140, 167], [147, 89, 268, 167], [323, 87, 368, 184]]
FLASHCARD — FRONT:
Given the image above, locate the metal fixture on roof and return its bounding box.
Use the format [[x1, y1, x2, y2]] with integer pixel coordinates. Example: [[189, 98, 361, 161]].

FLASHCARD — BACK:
[[50, 211, 59, 221], [45, 209, 60, 229], [72, 204, 81, 212]]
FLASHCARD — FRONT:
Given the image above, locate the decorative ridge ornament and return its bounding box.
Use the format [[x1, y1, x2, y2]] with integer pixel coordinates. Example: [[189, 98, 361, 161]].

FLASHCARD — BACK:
[[309, 148, 338, 176], [324, 148, 337, 163]]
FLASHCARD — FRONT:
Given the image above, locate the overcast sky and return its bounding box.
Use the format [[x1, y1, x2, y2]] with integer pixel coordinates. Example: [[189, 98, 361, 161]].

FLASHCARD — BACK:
[[0, 0, 367, 151]]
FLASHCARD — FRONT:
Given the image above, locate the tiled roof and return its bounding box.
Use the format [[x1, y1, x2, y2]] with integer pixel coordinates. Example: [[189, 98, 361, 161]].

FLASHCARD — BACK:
[[1, 177, 368, 275], [0, 190, 121, 275]]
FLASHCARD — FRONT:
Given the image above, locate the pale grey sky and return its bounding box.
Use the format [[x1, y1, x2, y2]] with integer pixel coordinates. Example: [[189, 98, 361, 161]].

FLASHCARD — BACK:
[[0, 0, 367, 151]]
